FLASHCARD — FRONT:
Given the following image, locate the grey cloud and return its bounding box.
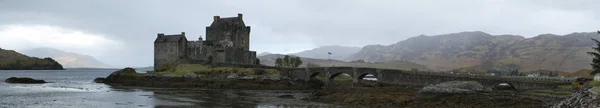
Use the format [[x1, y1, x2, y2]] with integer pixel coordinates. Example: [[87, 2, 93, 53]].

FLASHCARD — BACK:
[[0, 0, 598, 67]]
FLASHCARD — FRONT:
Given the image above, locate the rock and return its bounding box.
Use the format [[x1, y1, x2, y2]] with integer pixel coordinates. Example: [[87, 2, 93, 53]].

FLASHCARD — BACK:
[[277, 95, 295, 99], [109, 67, 137, 76], [226, 74, 238, 79], [105, 67, 139, 83], [239, 76, 255, 80], [419, 81, 491, 95], [261, 76, 281, 81], [5, 77, 47, 84], [93, 77, 106, 83], [552, 90, 599, 108]]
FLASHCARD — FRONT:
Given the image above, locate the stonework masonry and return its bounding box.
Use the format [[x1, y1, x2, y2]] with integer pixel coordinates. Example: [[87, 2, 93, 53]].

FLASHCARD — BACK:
[[154, 13, 256, 71]]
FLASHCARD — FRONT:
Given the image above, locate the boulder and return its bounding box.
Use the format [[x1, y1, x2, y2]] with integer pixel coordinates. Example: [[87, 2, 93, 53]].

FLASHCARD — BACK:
[[93, 77, 106, 83], [109, 67, 137, 76], [5, 77, 47, 84], [419, 81, 491, 94], [105, 67, 139, 83], [226, 74, 238, 79]]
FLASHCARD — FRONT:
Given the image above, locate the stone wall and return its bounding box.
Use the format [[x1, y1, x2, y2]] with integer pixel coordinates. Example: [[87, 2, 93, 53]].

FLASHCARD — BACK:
[[154, 42, 183, 71], [278, 67, 574, 90], [186, 41, 203, 60]]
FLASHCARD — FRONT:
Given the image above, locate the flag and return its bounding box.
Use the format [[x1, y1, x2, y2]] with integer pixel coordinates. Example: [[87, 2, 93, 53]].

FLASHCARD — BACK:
[[328, 52, 332, 55]]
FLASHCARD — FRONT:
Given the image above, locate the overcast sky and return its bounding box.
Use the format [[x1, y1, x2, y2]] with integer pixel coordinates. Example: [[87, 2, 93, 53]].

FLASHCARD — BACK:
[[0, 0, 598, 67]]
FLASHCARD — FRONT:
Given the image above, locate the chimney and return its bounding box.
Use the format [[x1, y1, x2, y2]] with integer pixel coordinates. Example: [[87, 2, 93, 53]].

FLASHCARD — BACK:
[[213, 16, 220, 21], [181, 32, 185, 36], [237, 13, 243, 19]]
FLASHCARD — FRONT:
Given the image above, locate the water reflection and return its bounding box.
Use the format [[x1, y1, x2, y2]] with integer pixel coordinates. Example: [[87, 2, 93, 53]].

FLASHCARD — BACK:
[[0, 70, 336, 108]]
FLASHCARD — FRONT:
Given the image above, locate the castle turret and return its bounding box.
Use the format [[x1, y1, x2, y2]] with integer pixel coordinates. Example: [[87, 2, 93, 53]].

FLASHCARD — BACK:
[[213, 16, 220, 21]]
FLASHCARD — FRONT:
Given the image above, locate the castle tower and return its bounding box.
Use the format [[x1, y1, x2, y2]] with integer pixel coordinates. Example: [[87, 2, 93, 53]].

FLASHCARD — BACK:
[[205, 13, 250, 51]]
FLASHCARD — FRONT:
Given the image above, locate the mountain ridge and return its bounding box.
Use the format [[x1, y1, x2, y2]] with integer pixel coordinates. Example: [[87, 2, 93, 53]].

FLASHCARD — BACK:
[[21, 47, 112, 68], [258, 54, 430, 71], [349, 31, 599, 72], [288, 45, 361, 61]]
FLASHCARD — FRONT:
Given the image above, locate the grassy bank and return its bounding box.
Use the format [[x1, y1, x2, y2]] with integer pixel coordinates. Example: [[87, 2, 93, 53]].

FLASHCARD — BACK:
[[306, 86, 565, 108], [150, 64, 280, 77], [103, 65, 324, 90]]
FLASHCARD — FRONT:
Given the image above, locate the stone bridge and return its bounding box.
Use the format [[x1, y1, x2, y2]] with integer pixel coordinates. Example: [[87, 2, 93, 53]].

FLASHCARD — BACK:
[[278, 67, 575, 90]]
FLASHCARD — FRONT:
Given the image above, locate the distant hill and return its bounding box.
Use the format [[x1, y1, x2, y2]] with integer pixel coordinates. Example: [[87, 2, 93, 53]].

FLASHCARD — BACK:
[[257, 52, 273, 57], [558, 69, 594, 78], [21, 47, 112, 68], [0, 48, 63, 70], [258, 54, 429, 71], [349, 31, 599, 72], [289, 45, 361, 61], [134, 66, 154, 72]]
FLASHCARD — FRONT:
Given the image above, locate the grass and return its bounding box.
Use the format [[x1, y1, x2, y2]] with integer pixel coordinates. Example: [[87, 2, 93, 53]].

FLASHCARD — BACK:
[[150, 64, 281, 77], [557, 85, 573, 90], [590, 81, 600, 87], [589, 81, 600, 99], [530, 89, 572, 95], [312, 73, 354, 82], [525, 84, 574, 95], [333, 74, 353, 81], [592, 88, 600, 94]]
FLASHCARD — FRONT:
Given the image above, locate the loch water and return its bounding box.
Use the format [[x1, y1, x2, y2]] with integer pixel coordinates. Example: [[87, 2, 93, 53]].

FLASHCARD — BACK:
[[0, 69, 333, 108]]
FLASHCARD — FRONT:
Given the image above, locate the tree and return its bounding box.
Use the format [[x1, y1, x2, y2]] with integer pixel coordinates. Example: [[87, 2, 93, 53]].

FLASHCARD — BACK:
[[255, 58, 261, 65], [283, 55, 290, 67], [275, 55, 302, 68], [587, 38, 600, 75], [509, 69, 519, 76], [293, 57, 302, 67], [275, 58, 283, 67]]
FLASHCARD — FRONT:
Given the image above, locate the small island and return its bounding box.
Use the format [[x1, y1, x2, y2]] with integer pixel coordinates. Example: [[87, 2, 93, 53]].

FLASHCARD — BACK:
[[101, 64, 322, 90], [5, 77, 47, 84], [0, 47, 64, 70]]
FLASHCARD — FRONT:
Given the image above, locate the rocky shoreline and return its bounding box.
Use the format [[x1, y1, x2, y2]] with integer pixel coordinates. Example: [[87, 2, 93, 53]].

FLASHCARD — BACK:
[[552, 89, 599, 107], [98, 68, 323, 90], [98, 68, 576, 107], [306, 86, 570, 108]]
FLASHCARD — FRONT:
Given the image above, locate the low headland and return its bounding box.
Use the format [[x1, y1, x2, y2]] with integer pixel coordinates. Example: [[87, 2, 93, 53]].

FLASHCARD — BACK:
[[0, 48, 64, 70], [96, 64, 589, 107], [5, 77, 48, 84]]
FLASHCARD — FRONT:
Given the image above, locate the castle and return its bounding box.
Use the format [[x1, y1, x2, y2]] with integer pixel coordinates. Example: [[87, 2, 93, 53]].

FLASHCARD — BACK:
[[154, 13, 256, 71]]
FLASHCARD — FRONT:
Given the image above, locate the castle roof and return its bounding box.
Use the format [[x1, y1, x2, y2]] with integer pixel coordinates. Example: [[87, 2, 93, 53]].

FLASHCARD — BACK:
[[210, 14, 246, 27], [154, 34, 186, 43]]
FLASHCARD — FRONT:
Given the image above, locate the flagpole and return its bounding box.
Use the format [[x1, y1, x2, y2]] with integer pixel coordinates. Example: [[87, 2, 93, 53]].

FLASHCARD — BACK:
[[328, 52, 331, 67]]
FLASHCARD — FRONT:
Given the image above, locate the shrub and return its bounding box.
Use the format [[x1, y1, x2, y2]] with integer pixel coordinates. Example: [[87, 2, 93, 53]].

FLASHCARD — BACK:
[[254, 68, 267, 75]]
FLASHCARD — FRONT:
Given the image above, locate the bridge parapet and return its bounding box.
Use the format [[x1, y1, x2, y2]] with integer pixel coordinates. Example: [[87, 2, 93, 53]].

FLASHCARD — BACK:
[[277, 66, 573, 90]]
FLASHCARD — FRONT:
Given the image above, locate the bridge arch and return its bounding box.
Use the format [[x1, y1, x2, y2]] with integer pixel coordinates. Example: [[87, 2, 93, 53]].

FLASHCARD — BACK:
[[493, 82, 517, 91], [328, 72, 354, 86], [357, 72, 378, 87], [308, 72, 323, 80]]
